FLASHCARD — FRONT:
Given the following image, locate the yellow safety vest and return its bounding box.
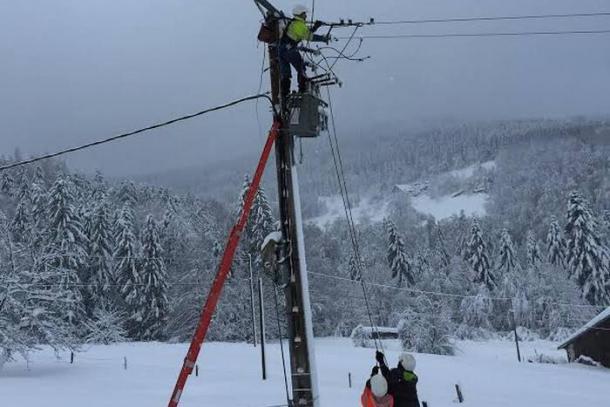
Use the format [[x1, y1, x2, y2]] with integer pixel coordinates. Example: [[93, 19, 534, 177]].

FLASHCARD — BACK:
[[285, 16, 313, 43]]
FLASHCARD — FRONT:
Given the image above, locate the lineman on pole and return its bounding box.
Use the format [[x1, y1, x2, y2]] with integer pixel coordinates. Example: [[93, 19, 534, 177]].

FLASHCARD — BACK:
[[279, 4, 329, 98]]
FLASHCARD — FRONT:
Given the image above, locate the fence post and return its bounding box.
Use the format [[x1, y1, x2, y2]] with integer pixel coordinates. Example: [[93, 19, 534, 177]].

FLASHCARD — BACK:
[[70, 352, 74, 364], [348, 372, 352, 388], [195, 364, 199, 377], [455, 384, 464, 403], [123, 357, 128, 370]]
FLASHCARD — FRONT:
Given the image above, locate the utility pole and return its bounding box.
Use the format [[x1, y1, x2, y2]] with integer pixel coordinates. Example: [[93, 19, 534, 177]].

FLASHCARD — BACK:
[[258, 276, 267, 380], [255, 1, 320, 406], [249, 254, 257, 347]]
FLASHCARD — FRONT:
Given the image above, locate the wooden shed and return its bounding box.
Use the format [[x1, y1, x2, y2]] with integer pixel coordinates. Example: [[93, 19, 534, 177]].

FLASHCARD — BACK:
[[558, 307, 610, 368]]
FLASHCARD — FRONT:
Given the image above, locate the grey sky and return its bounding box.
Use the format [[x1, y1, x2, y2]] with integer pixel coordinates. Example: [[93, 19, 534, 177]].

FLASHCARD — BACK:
[[1, 0, 609, 176]]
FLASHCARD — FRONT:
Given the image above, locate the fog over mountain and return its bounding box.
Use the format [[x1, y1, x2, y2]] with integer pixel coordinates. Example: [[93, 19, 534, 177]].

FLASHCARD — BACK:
[[1, 0, 609, 176]]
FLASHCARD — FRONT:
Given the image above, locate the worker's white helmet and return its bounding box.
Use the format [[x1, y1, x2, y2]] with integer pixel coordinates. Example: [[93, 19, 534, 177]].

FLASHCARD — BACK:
[[292, 4, 309, 17], [399, 352, 416, 371], [370, 373, 388, 398]]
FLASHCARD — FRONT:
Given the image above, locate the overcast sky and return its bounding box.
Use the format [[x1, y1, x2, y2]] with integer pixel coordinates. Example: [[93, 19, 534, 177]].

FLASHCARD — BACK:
[[1, 0, 609, 176]]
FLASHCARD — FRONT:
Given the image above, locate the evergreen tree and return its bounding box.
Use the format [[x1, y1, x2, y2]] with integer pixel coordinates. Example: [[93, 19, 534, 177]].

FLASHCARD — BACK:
[[0, 172, 15, 197], [113, 204, 140, 337], [0, 210, 73, 364], [137, 215, 169, 340], [496, 228, 517, 275], [86, 198, 114, 315], [565, 191, 610, 305], [348, 254, 362, 281], [10, 192, 31, 244], [384, 218, 414, 287], [45, 178, 88, 333], [117, 181, 138, 207], [466, 220, 495, 290], [249, 186, 275, 266], [526, 230, 542, 268], [546, 219, 566, 268]]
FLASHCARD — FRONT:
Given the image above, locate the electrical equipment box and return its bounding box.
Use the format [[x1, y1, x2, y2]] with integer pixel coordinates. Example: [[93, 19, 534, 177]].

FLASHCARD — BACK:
[[287, 93, 328, 138]]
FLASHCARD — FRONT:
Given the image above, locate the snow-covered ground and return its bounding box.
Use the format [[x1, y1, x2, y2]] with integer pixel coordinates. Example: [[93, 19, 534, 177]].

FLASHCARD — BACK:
[[411, 193, 489, 219], [447, 161, 496, 179], [2, 338, 609, 407], [308, 196, 390, 228]]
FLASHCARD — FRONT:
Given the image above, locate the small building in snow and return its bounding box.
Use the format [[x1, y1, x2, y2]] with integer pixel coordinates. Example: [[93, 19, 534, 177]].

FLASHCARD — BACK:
[[351, 325, 398, 348], [558, 307, 610, 368]]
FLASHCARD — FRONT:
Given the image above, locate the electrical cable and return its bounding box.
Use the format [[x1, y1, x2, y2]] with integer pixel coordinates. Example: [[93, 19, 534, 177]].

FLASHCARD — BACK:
[[329, 26, 360, 71], [0, 93, 273, 173], [373, 11, 610, 25], [255, 49, 269, 141], [321, 82, 384, 351], [341, 29, 610, 40], [273, 285, 292, 407], [308, 270, 608, 309]]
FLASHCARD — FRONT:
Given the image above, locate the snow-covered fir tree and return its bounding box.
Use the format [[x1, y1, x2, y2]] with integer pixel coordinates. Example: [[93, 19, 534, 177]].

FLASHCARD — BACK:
[[465, 220, 495, 290], [565, 191, 610, 305], [546, 218, 566, 268], [525, 230, 542, 269], [348, 254, 362, 281], [0, 210, 73, 365], [249, 186, 274, 257], [136, 215, 169, 340], [45, 177, 89, 333], [86, 198, 114, 315], [384, 218, 414, 287], [113, 204, 140, 338], [10, 192, 31, 244], [116, 181, 138, 207], [0, 172, 15, 197], [496, 228, 517, 275]]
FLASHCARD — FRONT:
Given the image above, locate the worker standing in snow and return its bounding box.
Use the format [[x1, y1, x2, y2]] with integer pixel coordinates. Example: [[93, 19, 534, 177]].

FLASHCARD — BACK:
[[361, 365, 394, 407], [279, 4, 328, 97], [376, 351, 421, 407]]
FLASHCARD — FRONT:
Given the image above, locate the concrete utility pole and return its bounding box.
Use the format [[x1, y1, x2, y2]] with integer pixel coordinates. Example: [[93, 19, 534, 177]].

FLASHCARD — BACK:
[[255, 1, 320, 406]]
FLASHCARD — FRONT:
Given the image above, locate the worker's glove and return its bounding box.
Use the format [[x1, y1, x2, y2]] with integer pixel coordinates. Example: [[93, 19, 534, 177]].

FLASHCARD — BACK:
[[375, 351, 385, 364], [312, 20, 324, 31], [371, 366, 380, 376]]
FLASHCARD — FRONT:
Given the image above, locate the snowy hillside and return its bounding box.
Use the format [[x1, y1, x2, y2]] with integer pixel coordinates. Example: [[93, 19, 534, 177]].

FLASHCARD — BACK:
[[411, 193, 488, 219], [307, 161, 494, 227], [2, 338, 609, 407]]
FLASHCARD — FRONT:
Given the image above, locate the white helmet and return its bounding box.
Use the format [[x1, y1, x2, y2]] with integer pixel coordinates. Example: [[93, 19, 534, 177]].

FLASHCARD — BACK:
[[292, 4, 309, 17], [399, 352, 416, 371], [370, 373, 388, 398]]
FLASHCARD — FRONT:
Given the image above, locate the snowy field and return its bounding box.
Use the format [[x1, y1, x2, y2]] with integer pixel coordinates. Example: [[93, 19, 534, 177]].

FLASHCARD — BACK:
[[2, 338, 609, 407], [411, 193, 489, 219]]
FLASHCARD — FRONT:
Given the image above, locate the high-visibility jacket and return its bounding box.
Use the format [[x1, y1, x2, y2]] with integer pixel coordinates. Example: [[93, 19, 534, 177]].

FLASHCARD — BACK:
[[361, 386, 394, 407], [285, 16, 314, 43]]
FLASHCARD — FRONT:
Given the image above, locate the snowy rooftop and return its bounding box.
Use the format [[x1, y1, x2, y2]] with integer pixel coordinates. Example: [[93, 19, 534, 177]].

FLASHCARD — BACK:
[[352, 326, 398, 334], [558, 307, 610, 349]]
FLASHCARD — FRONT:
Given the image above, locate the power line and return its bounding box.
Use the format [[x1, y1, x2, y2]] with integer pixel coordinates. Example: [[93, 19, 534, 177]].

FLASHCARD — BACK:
[[373, 11, 610, 25], [308, 270, 608, 310], [0, 93, 272, 173], [341, 29, 610, 40]]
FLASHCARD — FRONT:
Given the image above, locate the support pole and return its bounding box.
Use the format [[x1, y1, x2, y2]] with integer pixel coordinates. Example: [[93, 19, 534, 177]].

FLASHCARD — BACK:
[[259, 276, 267, 380], [264, 12, 320, 405], [249, 254, 257, 347]]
